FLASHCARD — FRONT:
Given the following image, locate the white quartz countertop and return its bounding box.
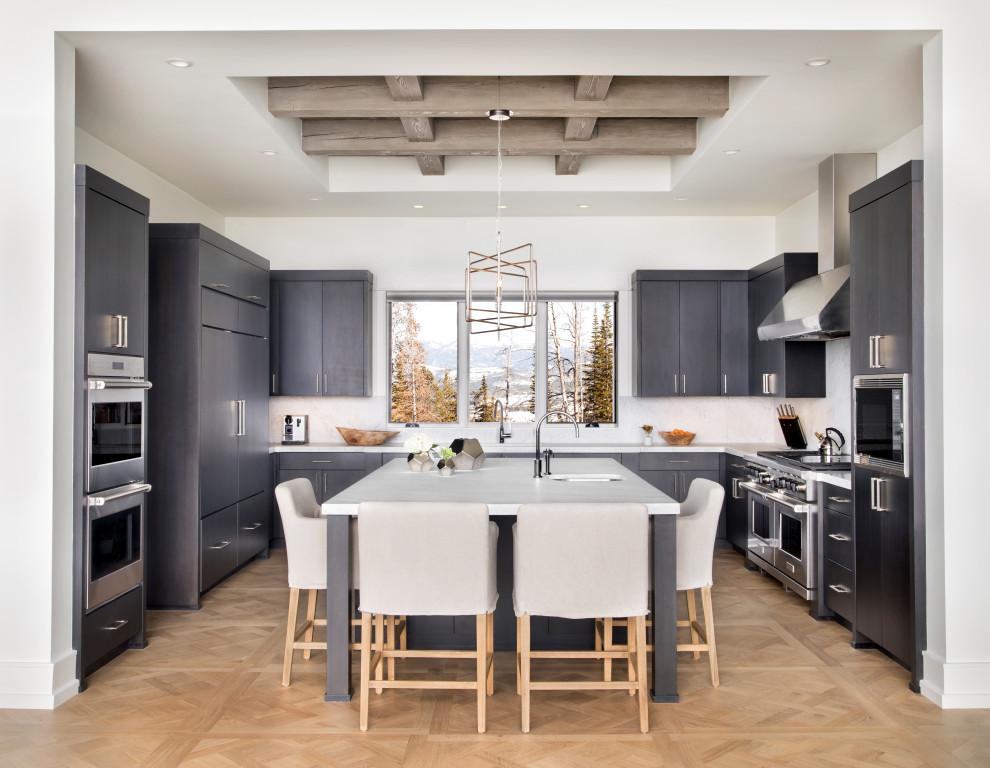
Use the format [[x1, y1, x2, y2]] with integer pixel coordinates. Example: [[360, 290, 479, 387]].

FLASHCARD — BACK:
[[321, 457, 681, 517], [273, 440, 784, 456]]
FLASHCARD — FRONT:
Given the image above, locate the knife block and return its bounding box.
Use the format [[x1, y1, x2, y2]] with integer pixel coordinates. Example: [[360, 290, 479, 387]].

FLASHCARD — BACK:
[[778, 416, 807, 449]]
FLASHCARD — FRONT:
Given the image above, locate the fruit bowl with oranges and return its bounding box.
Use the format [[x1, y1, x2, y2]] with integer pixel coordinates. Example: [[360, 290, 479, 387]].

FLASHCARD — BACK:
[[659, 429, 695, 446]]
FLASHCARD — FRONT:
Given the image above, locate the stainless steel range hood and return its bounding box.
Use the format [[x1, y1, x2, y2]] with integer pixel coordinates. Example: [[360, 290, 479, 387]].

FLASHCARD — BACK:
[[757, 264, 850, 340], [758, 154, 875, 341]]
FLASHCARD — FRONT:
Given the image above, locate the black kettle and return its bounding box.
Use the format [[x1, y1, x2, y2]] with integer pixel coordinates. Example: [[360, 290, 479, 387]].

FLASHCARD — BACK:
[[816, 427, 845, 458]]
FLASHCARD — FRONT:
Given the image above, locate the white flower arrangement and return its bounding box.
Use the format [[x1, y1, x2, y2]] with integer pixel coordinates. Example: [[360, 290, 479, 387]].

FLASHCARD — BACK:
[[403, 434, 437, 455]]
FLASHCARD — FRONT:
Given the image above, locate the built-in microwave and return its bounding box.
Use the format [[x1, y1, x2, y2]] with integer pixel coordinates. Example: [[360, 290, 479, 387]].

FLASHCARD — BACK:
[[853, 373, 908, 477], [85, 353, 152, 493]]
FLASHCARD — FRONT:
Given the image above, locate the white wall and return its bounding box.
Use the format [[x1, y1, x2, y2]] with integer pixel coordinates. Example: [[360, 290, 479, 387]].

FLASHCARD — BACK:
[[774, 192, 818, 255], [75, 129, 224, 230], [2, 0, 987, 710]]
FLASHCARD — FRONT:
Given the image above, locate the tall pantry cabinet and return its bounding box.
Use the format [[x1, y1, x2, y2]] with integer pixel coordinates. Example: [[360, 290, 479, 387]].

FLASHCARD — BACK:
[[146, 224, 271, 609]]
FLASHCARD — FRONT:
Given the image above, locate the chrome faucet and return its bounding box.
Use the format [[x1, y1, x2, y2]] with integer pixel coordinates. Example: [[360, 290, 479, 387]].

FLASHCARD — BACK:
[[493, 399, 510, 444], [534, 410, 580, 477]]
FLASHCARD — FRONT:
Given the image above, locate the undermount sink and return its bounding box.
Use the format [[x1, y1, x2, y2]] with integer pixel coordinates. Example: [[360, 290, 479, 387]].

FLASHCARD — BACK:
[[547, 473, 623, 482]]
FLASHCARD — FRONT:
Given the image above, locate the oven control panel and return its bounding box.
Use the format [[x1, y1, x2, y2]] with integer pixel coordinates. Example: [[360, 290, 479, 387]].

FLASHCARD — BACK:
[[744, 463, 814, 503]]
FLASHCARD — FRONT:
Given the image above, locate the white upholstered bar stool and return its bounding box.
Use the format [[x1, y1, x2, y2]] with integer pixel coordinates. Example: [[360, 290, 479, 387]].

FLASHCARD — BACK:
[[357, 501, 498, 733], [513, 503, 651, 733], [675, 478, 725, 687], [275, 478, 364, 687]]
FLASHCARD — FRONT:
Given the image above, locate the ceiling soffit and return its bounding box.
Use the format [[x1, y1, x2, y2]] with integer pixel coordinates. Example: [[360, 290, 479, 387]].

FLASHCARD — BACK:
[[268, 75, 729, 176]]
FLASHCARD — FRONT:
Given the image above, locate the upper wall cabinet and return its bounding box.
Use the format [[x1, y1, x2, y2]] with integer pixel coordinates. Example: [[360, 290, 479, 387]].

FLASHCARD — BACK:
[[631, 271, 748, 397], [76, 165, 150, 358], [270, 271, 373, 397], [849, 161, 923, 376], [747, 254, 826, 397]]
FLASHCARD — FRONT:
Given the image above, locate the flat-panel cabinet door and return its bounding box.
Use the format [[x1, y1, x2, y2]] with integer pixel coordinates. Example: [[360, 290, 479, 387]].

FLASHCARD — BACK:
[[324, 280, 370, 396], [238, 333, 270, 500], [678, 281, 719, 396], [748, 270, 776, 395], [237, 491, 269, 565], [239, 260, 269, 306], [719, 281, 749, 395], [83, 189, 148, 357], [874, 185, 913, 373], [278, 281, 324, 395], [637, 469, 678, 500], [850, 203, 881, 374], [636, 281, 680, 396], [724, 470, 749, 550], [200, 241, 241, 299], [200, 327, 240, 516], [877, 472, 911, 664]]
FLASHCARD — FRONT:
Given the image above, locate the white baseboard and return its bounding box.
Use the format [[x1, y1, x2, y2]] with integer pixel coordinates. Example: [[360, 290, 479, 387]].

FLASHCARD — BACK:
[[922, 651, 990, 708], [0, 652, 78, 709]]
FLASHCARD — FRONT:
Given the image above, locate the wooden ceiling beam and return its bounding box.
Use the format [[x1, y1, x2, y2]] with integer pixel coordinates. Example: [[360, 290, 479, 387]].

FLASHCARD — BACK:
[[271, 75, 729, 119], [564, 116, 598, 141], [384, 76, 424, 101], [400, 116, 436, 141], [415, 154, 445, 175], [300, 117, 697, 156], [574, 75, 612, 101], [556, 155, 583, 175]]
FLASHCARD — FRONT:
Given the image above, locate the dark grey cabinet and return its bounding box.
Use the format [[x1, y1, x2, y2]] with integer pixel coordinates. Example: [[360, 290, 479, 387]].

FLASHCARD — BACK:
[[76, 165, 149, 358], [747, 254, 826, 397], [854, 468, 912, 666], [270, 271, 373, 397], [622, 452, 719, 503], [147, 225, 271, 609], [850, 161, 922, 375], [821, 485, 854, 621], [631, 271, 747, 397], [723, 457, 751, 551]]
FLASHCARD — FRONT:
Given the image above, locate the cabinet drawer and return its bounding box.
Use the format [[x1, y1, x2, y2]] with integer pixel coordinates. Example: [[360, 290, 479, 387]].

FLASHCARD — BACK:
[[824, 508, 854, 569], [202, 287, 239, 332], [239, 260, 269, 306], [278, 452, 368, 471], [823, 559, 855, 621], [81, 585, 143, 672], [200, 241, 240, 298], [237, 491, 270, 565], [638, 452, 718, 471], [823, 485, 853, 512], [201, 505, 238, 591], [238, 300, 268, 338]]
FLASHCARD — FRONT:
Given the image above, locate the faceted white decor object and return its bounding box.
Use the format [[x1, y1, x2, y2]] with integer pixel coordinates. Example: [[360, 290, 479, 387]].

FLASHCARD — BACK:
[[407, 453, 436, 472], [450, 438, 486, 470]]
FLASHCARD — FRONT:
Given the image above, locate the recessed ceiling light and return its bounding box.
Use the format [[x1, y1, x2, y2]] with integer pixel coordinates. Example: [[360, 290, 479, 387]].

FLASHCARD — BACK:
[[412, 204, 424, 209], [577, 204, 591, 209], [260, 150, 278, 156], [487, 109, 512, 121], [804, 57, 831, 68], [165, 58, 193, 68], [722, 149, 741, 155], [309, 197, 322, 201], [673, 196, 688, 201], [498, 205, 508, 209]]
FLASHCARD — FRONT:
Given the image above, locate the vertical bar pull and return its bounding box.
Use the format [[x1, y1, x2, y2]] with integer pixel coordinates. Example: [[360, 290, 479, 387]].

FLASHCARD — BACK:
[[673, 374, 678, 394], [875, 335, 885, 368], [316, 374, 320, 394], [324, 373, 328, 394], [111, 314, 126, 348], [682, 374, 686, 395], [724, 374, 727, 394]]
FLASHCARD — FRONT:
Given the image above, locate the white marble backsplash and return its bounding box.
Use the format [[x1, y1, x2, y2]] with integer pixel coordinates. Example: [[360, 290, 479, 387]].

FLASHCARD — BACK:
[[269, 386, 850, 450]]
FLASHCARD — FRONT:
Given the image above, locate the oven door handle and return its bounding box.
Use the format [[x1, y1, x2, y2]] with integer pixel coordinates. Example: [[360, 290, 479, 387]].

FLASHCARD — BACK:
[[87, 483, 152, 508], [89, 379, 153, 390]]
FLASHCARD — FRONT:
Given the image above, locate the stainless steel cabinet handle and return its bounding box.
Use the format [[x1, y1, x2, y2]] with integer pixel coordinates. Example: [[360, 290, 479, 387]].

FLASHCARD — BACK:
[[731, 463, 747, 469], [324, 373, 328, 393], [111, 314, 127, 348], [682, 374, 686, 394], [241, 523, 262, 531], [875, 477, 888, 511], [673, 472, 677, 496], [669, 460, 689, 463], [86, 483, 152, 507], [870, 477, 877, 509], [104, 619, 129, 631], [762, 373, 768, 394], [732, 477, 742, 499], [828, 584, 851, 594], [316, 374, 320, 394], [246, 295, 262, 301], [723, 374, 727, 394], [323, 474, 327, 494], [272, 374, 276, 393], [122, 315, 129, 349], [673, 374, 678, 394], [209, 540, 231, 550], [211, 283, 230, 290], [827, 533, 851, 542], [312, 460, 335, 463], [875, 335, 886, 368], [828, 496, 851, 504]]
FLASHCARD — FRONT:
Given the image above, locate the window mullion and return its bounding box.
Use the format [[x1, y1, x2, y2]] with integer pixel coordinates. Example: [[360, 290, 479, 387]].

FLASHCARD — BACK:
[[535, 301, 548, 422], [456, 299, 469, 424]]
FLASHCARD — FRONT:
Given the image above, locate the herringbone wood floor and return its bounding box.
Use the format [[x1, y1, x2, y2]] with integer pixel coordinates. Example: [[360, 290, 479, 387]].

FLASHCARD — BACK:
[[2, 549, 987, 767]]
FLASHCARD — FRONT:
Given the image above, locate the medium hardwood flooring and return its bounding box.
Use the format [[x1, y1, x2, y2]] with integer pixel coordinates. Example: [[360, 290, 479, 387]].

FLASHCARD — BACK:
[[2, 549, 987, 767]]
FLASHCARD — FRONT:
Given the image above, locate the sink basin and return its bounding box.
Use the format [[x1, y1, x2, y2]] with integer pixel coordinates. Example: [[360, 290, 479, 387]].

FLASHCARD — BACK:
[[548, 473, 623, 482]]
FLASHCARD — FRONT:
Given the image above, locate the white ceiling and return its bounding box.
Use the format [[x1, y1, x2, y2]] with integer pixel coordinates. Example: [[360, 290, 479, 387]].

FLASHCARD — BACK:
[[66, 29, 930, 218]]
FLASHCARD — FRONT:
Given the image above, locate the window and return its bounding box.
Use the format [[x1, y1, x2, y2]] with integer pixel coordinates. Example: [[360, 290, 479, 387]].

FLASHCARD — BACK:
[[389, 301, 458, 423], [388, 296, 615, 425]]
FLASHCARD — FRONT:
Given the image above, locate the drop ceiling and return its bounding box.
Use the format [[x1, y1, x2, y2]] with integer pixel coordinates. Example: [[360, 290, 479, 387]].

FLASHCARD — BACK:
[[66, 29, 929, 218]]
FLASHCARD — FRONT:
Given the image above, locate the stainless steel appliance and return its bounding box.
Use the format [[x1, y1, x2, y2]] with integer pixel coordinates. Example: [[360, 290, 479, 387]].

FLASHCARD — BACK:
[[853, 373, 908, 476], [816, 427, 845, 458], [740, 461, 819, 599], [282, 414, 308, 444], [85, 353, 152, 493], [84, 482, 150, 611]]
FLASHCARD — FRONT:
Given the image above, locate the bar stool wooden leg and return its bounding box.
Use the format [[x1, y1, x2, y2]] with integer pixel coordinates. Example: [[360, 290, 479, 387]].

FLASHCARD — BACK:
[[302, 589, 318, 660], [520, 614, 532, 733], [486, 612, 495, 695], [386, 615, 396, 680], [516, 617, 522, 695], [476, 614, 487, 733], [701, 585, 719, 687], [359, 612, 373, 731], [603, 616, 614, 682], [373, 613, 385, 694], [634, 615, 649, 732], [686, 589, 701, 660], [282, 587, 300, 686]]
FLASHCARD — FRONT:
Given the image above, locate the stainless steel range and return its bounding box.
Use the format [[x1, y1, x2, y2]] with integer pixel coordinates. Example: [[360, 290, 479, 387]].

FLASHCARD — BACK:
[[739, 458, 822, 600]]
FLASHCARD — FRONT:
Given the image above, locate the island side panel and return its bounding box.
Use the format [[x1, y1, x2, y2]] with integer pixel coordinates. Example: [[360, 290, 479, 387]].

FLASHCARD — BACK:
[[325, 515, 352, 701], [652, 514, 679, 703]]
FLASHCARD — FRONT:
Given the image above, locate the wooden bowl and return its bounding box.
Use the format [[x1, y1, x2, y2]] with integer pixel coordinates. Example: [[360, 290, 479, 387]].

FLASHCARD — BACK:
[[336, 427, 400, 446], [660, 431, 695, 446]]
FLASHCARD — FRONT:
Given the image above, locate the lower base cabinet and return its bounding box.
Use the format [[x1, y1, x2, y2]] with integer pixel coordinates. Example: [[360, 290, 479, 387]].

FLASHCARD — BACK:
[[80, 585, 144, 678], [724, 459, 750, 551], [200, 492, 270, 594], [821, 485, 855, 620]]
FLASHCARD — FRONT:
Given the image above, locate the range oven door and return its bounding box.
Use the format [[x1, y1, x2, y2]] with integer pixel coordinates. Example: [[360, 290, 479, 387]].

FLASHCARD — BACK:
[[744, 486, 776, 567], [774, 502, 816, 591], [85, 482, 149, 612], [85, 372, 151, 492]]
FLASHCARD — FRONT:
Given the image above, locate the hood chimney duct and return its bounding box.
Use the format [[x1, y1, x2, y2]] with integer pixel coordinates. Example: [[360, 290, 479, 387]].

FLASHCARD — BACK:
[[818, 153, 876, 271]]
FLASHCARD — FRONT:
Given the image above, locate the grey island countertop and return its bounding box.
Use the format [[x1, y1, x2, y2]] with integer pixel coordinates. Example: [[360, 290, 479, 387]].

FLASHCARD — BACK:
[[321, 457, 681, 516]]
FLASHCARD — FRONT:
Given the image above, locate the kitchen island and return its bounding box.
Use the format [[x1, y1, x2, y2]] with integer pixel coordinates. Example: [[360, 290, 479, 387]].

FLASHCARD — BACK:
[[321, 457, 681, 703]]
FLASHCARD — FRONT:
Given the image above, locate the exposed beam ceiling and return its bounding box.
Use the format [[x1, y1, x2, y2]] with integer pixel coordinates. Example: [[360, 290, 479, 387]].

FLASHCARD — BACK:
[[271, 75, 728, 176]]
